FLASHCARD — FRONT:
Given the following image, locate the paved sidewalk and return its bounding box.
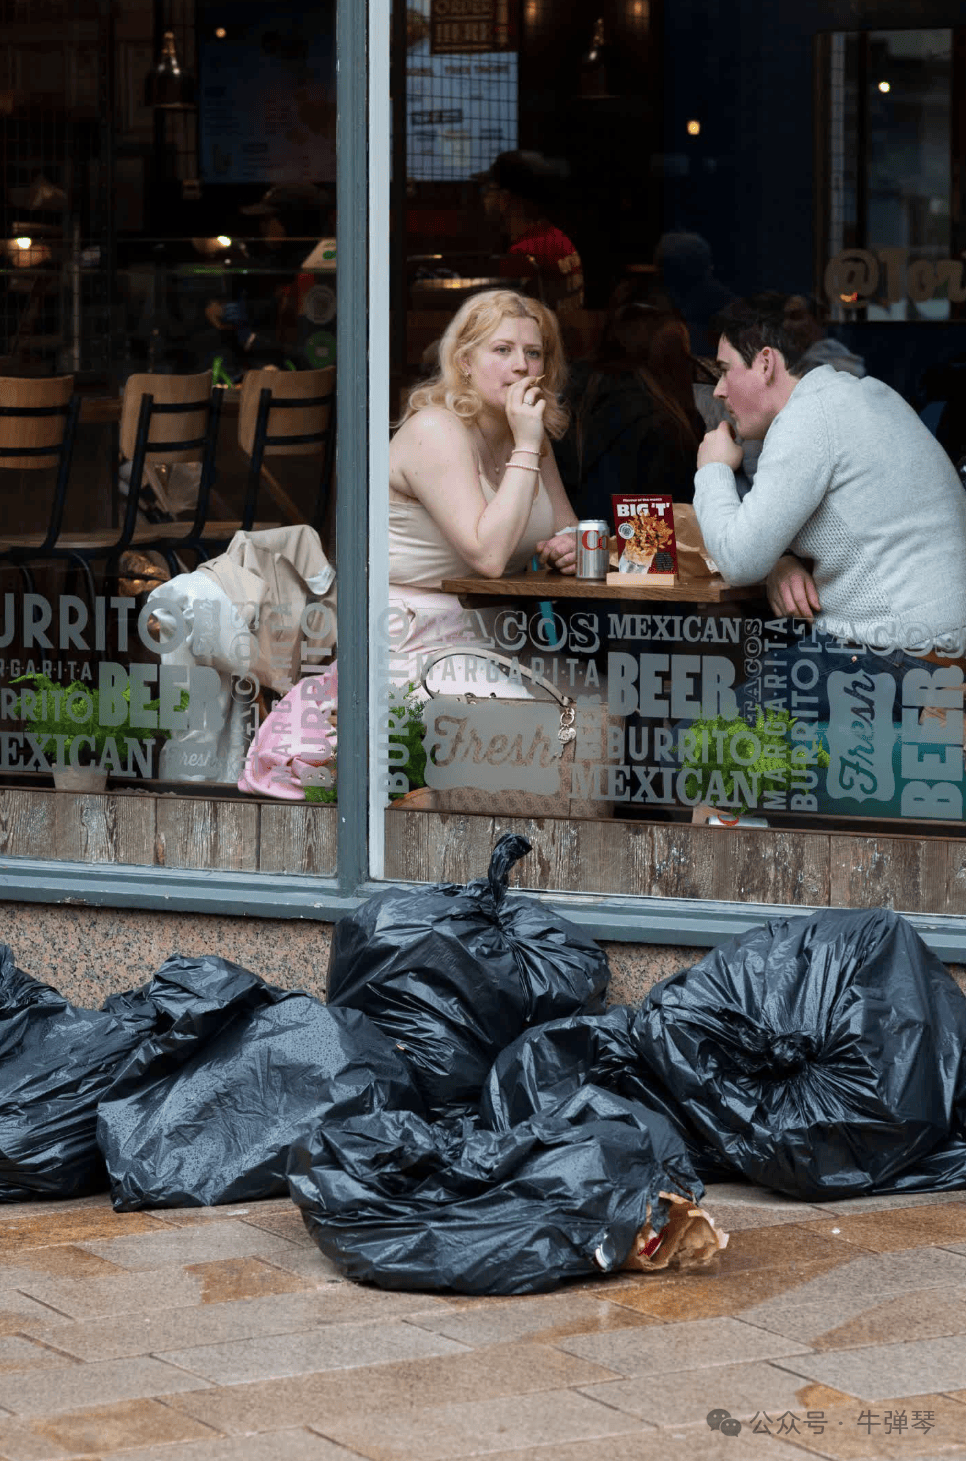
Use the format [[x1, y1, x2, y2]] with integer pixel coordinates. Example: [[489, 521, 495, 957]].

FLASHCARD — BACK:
[[0, 1184, 966, 1460]]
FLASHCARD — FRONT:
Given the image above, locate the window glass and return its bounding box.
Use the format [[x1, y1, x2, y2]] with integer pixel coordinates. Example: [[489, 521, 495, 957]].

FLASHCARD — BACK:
[[0, 0, 337, 877], [379, 7, 966, 917]]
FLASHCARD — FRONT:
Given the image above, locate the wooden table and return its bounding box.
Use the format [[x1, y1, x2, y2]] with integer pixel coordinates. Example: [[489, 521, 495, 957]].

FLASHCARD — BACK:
[[441, 569, 764, 602]]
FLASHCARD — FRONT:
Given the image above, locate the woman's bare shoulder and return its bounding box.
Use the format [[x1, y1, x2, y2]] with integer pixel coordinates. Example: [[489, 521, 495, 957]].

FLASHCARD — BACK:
[[395, 404, 473, 449]]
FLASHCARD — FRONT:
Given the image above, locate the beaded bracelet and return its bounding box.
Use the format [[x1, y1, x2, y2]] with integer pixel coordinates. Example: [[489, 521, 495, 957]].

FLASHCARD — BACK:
[[507, 459, 540, 472]]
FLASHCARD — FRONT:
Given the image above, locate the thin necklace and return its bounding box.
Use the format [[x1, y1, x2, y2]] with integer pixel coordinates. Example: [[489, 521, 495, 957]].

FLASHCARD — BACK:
[[475, 423, 511, 482]]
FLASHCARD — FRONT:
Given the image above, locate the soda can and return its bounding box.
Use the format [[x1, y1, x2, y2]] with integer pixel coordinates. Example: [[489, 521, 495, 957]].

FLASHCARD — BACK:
[[576, 519, 610, 579]]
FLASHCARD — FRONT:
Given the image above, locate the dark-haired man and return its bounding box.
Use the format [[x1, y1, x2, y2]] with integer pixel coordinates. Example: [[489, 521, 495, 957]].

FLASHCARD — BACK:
[[694, 294, 966, 657]]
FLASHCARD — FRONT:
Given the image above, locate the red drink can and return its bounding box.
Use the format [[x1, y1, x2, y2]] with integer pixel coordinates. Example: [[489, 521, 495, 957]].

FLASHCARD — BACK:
[[576, 519, 609, 579]]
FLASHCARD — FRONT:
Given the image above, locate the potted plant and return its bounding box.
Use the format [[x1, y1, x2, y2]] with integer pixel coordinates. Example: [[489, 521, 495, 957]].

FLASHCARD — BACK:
[[8, 673, 184, 792], [304, 682, 427, 806], [681, 707, 830, 826]]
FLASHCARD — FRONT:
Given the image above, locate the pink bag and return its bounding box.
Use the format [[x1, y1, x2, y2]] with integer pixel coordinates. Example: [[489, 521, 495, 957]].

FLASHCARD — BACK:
[[238, 666, 337, 800]]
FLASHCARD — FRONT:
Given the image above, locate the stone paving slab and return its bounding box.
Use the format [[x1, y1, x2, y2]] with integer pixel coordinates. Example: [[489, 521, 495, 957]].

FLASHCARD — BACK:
[[78, 1220, 308, 1271], [554, 1315, 812, 1377], [777, 1335, 966, 1402], [238, 1242, 343, 1285], [12, 1266, 226, 1321], [405, 1427, 804, 1460], [310, 1388, 651, 1461], [577, 1358, 854, 1428], [105, 1432, 360, 1461], [15, 1397, 216, 1457], [0, 1191, 965, 1459], [740, 1392, 966, 1458], [19, 1287, 449, 1362], [739, 1246, 966, 1314], [0, 1355, 211, 1418], [0, 1292, 68, 1334], [156, 1320, 472, 1385], [163, 1341, 621, 1435], [0, 1209, 167, 1252], [405, 1292, 654, 1347]]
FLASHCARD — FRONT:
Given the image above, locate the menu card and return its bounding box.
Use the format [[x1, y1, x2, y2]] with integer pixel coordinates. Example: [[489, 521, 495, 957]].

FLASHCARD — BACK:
[[607, 494, 678, 586]]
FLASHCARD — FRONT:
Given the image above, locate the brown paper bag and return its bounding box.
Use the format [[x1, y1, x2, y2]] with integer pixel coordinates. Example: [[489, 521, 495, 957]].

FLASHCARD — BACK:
[[673, 503, 719, 579], [622, 1190, 729, 1273]]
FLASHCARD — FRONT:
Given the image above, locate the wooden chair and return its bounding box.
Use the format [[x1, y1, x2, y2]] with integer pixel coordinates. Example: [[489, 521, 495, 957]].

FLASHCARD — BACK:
[[226, 366, 336, 548], [0, 374, 83, 593], [107, 369, 224, 576], [2, 371, 226, 597]]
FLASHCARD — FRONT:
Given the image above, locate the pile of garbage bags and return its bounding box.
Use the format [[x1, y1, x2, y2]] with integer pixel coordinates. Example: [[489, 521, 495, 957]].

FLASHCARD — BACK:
[[3, 832, 966, 1294]]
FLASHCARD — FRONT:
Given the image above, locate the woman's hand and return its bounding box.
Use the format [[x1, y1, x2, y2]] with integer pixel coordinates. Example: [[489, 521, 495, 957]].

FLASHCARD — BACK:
[[537, 530, 577, 575], [505, 374, 546, 454]]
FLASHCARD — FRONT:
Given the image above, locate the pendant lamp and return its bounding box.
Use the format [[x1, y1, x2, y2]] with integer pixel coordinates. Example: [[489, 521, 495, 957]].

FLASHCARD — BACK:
[[145, 30, 195, 109]]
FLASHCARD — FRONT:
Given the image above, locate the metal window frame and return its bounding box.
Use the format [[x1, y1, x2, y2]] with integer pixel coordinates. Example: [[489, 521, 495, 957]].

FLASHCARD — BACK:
[[3, 0, 966, 966]]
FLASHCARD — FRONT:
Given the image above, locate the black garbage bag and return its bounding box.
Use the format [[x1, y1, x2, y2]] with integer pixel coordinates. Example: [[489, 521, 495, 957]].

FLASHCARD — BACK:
[[634, 908, 966, 1200], [98, 955, 419, 1209], [326, 833, 610, 1117], [0, 946, 157, 1201], [482, 1007, 734, 1182], [288, 1083, 701, 1295]]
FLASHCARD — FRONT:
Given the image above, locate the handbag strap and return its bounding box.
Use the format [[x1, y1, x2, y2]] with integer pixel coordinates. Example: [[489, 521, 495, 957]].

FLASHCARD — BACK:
[[419, 648, 574, 708]]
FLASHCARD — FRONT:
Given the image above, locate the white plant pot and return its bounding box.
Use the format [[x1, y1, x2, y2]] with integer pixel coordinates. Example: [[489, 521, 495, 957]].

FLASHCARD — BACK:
[[53, 766, 108, 793]]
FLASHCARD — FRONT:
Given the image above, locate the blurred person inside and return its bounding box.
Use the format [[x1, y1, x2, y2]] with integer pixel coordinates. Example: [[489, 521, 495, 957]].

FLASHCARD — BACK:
[[555, 302, 705, 522], [483, 151, 584, 313]]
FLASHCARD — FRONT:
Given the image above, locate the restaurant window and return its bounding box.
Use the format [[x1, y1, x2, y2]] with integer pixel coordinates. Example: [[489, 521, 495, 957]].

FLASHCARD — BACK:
[[375, 1, 966, 926], [0, 0, 338, 882]]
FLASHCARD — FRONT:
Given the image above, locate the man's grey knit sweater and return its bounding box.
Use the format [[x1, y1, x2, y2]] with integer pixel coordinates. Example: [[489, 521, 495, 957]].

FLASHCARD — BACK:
[[694, 364, 966, 653]]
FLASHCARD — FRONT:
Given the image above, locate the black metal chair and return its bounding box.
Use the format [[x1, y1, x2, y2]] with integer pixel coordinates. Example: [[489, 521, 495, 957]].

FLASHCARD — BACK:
[[105, 370, 224, 580], [221, 366, 336, 551], [0, 374, 85, 596]]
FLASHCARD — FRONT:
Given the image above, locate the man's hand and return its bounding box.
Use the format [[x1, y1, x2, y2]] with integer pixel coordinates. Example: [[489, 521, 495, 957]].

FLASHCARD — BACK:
[[766, 554, 821, 620], [697, 420, 744, 472]]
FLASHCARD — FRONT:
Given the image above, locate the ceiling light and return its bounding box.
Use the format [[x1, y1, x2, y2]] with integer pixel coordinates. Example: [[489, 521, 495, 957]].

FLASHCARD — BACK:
[[145, 31, 195, 109]]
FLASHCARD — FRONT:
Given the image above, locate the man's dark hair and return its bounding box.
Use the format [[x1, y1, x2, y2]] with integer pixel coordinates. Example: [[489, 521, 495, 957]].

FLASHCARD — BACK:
[[711, 292, 814, 375], [486, 150, 568, 211]]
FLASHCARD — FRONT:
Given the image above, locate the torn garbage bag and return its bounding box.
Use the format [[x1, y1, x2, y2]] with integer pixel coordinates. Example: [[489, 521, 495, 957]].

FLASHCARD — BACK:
[[634, 908, 966, 1199], [0, 946, 157, 1201], [288, 1084, 702, 1295], [98, 955, 418, 1209], [482, 1007, 734, 1183], [326, 833, 610, 1116]]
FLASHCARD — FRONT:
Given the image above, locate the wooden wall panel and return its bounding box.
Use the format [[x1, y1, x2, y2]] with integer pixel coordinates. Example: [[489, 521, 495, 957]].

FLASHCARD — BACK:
[[938, 842, 966, 916], [713, 829, 830, 907], [829, 835, 949, 913], [0, 790, 56, 859], [384, 809, 502, 886], [156, 799, 259, 871], [53, 794, 156, 867], [644, 825, 718, 900], [3, 785, 966, 924], [258, 804, 337, 874]]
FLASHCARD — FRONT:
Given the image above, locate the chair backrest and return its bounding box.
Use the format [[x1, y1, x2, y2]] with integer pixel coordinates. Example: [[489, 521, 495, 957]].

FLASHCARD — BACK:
[[0, 374, 74, 469], [119, 371, 213, 463], [238, 367, 335, 460]]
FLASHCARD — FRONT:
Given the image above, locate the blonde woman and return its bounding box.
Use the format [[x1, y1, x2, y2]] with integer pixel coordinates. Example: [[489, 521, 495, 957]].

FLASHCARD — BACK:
[[388, 289, 579, 689]]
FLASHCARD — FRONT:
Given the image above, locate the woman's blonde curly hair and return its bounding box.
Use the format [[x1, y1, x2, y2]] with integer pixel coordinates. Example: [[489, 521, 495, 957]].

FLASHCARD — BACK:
[[398, 289, 569, 440]]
